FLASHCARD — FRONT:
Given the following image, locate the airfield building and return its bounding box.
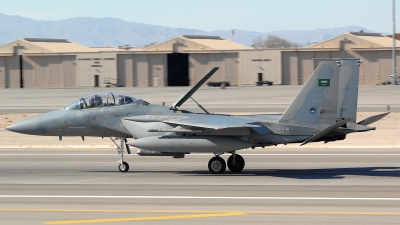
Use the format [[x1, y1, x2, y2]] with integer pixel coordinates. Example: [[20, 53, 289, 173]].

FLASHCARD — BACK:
[[0, 32, 399, 88]]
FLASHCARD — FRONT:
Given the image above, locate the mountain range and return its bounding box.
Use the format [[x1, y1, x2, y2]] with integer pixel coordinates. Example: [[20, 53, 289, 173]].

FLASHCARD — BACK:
[[0, 12, 375, 48]]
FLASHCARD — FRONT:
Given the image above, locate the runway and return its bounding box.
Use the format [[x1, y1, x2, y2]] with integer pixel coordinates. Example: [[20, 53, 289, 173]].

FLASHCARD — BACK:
[[1, 148, 400, 225], [1, 85, 399, 224], [0, 85, 399, 113]]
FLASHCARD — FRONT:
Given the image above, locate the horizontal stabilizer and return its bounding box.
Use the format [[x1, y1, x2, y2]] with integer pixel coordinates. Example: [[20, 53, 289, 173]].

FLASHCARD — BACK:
[[357, 112, 390, 126], [301, 118, 350, 146]]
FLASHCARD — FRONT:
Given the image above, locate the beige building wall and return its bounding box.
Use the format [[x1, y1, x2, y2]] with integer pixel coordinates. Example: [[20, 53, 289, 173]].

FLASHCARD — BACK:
[[117, 54, 134, 87], [298, 52, 314, 84], [5, 34, 400, 88], [48, 57, 63, 88], [22, 55, 76, 88], [133, 54, 149, 87], [190, 53, 239, 85], [355, 50, 399, 84], [239, 50, 281, 85], [360, 51, 378, 84], [5, 56, 20, 88], [33, 57, 49, 88], [76, 53, 117, 87], [189, 54, 211, 85], [22, 56, 35, 88], [0, 57, 6, 88], [225, 54, 239, 85], [63, 56, 76, 88], [148, 54, 166, 87], [376, 51, 392, 84], [282, 51, 299, 85], [208, 54, 225, 82], [117, 54, 166, 87], [280, 48, 400, 85]]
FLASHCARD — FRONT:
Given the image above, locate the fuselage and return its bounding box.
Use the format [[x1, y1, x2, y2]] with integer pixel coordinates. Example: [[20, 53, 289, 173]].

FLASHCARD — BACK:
[[6, 91, 351, 153]]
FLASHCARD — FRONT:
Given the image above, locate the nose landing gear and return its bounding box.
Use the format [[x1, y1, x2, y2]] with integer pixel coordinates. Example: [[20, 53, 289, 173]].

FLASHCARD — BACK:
[[110, 137, 131, 173]]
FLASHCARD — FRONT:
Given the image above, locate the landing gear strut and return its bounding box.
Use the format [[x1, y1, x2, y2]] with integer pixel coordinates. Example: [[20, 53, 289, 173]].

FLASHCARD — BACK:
[[110, 137, 130, 173]]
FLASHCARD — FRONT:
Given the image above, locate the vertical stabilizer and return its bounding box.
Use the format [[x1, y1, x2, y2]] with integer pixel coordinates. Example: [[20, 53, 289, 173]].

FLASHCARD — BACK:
[[337, 59, 361, 126], [279, 60, 340, 127]]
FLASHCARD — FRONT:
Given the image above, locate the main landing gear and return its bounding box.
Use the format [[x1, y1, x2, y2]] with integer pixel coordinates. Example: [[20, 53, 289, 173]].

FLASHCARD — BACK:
[[207, 152, 245, 174], [110, 137, 131, 173]]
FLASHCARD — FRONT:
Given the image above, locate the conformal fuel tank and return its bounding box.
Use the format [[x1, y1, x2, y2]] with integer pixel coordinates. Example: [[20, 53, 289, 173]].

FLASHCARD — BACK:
[[126, 136, 253, 153]]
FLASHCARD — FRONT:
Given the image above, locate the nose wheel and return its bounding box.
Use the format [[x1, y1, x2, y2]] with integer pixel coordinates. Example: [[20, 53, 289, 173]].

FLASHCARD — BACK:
[[118, 161, 129, 173]]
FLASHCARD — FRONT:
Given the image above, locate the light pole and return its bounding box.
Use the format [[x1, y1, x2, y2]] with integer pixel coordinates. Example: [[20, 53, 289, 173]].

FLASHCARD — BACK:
[[393, 0, 398, 85]]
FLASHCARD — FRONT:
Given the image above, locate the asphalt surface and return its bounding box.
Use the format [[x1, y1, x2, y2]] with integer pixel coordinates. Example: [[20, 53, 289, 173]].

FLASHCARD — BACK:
[[0, 148, 400, 225], [1, 85, 400, 224], [0, 85, 399, 113]]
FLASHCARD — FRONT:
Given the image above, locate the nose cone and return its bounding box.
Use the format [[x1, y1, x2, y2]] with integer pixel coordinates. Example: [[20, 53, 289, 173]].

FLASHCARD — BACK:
[[6, 115, 45, 135]]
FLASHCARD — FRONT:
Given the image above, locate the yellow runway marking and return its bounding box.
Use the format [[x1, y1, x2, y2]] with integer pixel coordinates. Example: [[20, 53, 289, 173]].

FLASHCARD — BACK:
[[44, 212, 247, 224], [0, 209, 218, 213], [1, 209, 400, 224]]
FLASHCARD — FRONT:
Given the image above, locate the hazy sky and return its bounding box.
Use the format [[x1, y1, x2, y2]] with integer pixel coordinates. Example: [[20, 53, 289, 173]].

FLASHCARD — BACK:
[[1, 0, 398, 33]]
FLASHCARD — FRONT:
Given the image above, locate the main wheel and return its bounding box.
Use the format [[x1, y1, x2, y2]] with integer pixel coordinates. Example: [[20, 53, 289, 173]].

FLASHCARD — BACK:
[[118, 161, 129, 173], [208, 157, 226, 174], [227, 154, 245, 172]]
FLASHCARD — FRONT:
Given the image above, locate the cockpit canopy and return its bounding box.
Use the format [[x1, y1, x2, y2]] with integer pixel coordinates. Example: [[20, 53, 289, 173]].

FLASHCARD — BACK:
[[65, 92, 143, 110]]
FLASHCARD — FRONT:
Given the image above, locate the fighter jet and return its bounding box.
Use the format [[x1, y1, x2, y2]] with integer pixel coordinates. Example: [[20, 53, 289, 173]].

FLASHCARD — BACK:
[[6, 58, 389, 174]]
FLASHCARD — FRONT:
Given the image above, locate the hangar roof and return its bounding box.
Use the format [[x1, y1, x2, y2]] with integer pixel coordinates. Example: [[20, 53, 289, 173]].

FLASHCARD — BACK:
[[0, 38, 98, 54], [143, 35, 252, 52], [308, 32, 400, 49]]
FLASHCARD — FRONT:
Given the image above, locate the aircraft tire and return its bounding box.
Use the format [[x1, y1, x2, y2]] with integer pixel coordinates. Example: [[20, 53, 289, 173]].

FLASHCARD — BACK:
[[118, 161, 129, 173], [227, 154, 245, 172], [208, 157, 226, 174]]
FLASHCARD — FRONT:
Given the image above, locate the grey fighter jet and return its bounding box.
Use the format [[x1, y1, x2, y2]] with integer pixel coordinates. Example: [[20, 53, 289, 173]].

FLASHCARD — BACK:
[[6, 59, 389, 174]]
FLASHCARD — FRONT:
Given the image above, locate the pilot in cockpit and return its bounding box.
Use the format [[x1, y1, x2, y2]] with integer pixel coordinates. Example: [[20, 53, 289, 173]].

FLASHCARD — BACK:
[[78, 98, 86, 109], [125, 96, 133, 104], [93, 95, 103, 107], [88, 95, 103, 108], [119, 96, 134, 105], [88, 97, 95, 108]]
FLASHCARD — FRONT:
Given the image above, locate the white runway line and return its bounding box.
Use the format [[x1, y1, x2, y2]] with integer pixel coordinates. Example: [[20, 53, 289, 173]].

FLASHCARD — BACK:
[[0, 153, 400, 156], [0, 145, 400, 149], [0, 195, 400, 201]]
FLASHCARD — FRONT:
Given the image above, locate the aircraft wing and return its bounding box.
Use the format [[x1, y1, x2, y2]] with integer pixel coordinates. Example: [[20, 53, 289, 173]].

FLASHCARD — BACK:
[[162, 115, 270, 134]]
